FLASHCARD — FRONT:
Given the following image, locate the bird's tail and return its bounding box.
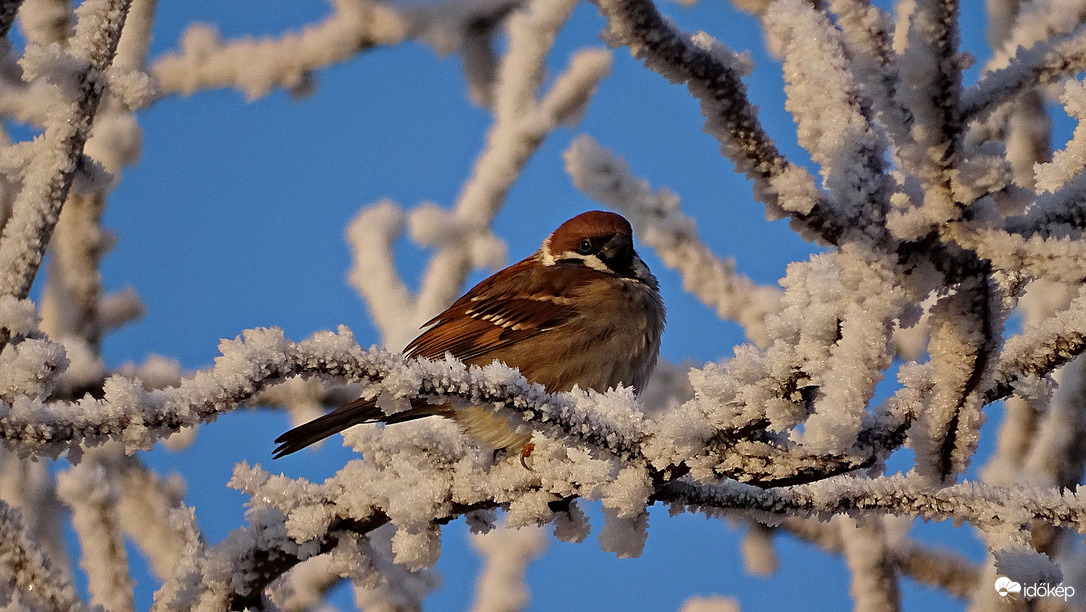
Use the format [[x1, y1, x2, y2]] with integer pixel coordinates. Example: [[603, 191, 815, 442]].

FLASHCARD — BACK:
[[272, 398, 440, 458]]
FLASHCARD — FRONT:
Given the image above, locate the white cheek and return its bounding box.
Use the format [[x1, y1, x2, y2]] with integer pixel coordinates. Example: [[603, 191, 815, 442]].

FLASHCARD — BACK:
[[571, 253, 610, 273]]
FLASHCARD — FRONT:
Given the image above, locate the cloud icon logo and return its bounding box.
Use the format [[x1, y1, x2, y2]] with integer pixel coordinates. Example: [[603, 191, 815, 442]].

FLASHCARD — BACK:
[[995, 577, 1022, 598]]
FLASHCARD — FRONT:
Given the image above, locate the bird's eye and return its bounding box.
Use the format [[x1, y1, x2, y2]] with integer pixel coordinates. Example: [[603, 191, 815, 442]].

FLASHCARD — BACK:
[[577, 239, 594, 254]]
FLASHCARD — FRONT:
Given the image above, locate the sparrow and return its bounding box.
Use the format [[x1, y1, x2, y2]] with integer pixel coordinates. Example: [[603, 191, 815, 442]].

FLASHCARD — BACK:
[[273, 210, 665, 459]]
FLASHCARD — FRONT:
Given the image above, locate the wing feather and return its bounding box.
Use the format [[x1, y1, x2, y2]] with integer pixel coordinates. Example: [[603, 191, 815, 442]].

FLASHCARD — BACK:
[[404, 257, 588, 363]]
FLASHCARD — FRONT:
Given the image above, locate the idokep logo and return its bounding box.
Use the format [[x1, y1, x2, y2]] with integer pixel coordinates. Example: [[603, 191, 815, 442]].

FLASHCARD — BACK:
[[995, 576, 1075, 602], [995, 577, 1021, 598]]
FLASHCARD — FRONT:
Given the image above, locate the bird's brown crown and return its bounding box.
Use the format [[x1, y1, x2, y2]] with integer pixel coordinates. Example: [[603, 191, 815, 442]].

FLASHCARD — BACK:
[[544, 210, 633, 254]]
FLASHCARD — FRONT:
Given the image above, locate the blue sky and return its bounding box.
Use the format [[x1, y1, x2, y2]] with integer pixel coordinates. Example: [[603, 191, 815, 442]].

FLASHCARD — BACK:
[[63, 0, 1018, 609]]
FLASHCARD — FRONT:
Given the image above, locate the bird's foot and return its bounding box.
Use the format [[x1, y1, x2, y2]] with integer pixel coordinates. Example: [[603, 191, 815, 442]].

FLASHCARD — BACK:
[[519, 443, 536, 470]]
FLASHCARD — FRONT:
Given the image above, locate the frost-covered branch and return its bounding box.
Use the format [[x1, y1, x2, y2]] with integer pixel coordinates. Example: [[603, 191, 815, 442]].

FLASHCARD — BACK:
[[0, 0, 131, 302], [41, 192, 107, 350], [0, 499, 87, 611], [345, 202, 415, 348], [115, 457, 201, 580], [987, 285, 1086, 404], [18, 0, 73, 46], [0, 326, 645, 460], [837, 517, 901, 612], [57, 453, 135, 612], [885, 0, 965, 239], [0, 319, 922, 487], [825, 0, 911, 150], [961, 22, 1086, 124], [764, 0, 890, 235], [469, 524, 545, 612], [151, 0, 522, 100], [594, 0, 846, 243], [159, 440, 1086, 606], [155, 459, 494, 610], [912, 278, 1001, 483], [658, 475, 1086, 541], [947, 222, 1086, 284]]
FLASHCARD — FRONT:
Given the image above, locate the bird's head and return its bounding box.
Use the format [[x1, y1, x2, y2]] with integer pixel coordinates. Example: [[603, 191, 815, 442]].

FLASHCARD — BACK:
[[540, 211, 656, 289]]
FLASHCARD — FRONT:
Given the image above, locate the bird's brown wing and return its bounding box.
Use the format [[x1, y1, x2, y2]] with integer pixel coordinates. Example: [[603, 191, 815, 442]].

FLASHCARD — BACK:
[[405, 257, 586, 363]]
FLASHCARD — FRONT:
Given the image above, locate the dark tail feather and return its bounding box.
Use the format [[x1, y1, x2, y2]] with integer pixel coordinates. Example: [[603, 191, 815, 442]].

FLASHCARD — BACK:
[[273, 397, 381, 458], [272, 397, 443, 458]]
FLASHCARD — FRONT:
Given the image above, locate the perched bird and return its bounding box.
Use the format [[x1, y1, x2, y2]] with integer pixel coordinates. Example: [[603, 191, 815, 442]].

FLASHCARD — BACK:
[[273, 210, 665, 459]]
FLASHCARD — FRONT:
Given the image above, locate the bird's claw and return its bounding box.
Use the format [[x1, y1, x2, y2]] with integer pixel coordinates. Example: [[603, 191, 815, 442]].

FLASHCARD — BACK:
[[520, 443, 536, 470]]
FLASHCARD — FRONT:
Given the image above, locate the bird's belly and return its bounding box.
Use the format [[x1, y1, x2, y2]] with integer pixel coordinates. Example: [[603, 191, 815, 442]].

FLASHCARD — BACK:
[[449, 406, 533, 451], [508, 305, 660, 393]]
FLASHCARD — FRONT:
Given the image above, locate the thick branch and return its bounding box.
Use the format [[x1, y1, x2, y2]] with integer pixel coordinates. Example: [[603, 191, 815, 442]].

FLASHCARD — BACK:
[[0, 327, 646, 460], [178, 458, 1086, 607], [656, 475, 1086, 533]]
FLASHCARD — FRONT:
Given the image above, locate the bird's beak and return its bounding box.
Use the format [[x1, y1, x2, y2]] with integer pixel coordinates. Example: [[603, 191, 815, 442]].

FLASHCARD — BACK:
[[599, 234, 633, 265]]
